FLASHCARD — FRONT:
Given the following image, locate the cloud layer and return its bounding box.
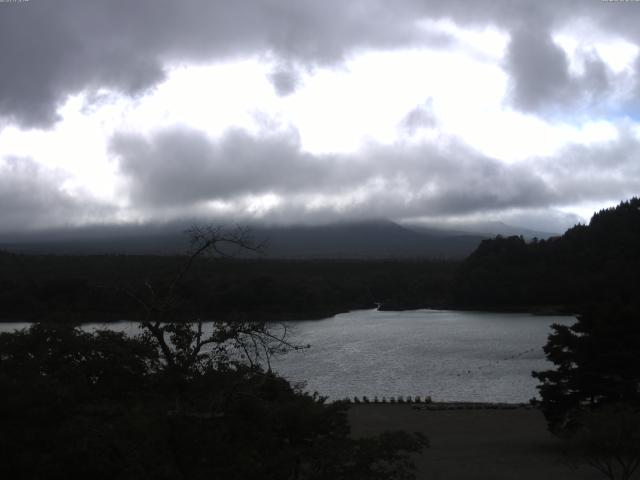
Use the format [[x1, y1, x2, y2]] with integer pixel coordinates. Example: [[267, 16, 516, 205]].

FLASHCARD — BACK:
[[109, 125, 640, 226], [1, 0, 640, 234], [0, 157, 111, 233], [3, 0, 639, 127]]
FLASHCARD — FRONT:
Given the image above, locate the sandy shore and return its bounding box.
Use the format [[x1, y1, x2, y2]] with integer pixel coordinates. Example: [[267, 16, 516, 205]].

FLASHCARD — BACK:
[[348, 404, 605, 480]]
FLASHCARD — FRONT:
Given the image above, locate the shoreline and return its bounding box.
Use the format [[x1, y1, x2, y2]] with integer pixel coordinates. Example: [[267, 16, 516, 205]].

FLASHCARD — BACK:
[[0, 304, 577, 324], [0, 308, 352, 324], [341, 399, 536, 410]]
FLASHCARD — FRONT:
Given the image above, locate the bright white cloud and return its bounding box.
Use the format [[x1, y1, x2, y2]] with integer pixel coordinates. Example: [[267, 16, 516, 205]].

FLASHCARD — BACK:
[[0, 96, 119, 202], [123, 60, 281, 137], [417, 18, 510, 60], [553, 19, 639, 75]]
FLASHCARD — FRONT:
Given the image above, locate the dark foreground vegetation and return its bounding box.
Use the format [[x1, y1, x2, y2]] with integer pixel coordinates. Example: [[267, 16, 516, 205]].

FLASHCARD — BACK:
[[0, 227, 427, 479], [532, 300, 640, 480], [0, 323, 427, 479]]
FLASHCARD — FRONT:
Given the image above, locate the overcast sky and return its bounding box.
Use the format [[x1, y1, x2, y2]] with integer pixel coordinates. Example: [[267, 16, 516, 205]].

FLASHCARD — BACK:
[[1, 0, 640, 235]]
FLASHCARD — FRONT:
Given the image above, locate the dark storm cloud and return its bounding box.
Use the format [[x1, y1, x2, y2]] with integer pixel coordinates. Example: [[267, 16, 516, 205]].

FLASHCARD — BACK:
[[0, 2, 166, 127], [6, 0, 637, 127], [396, 1, 639, 113], [581, 54, 611, 98], [108, 125, 639, 224], [505, 26, 616, 113], [0, 157, 110, 233], [506, 28, 571, 111], [110, 128, 353, 207], [269, 66, 301, 97], [0, 0, 452, 127], [2, 0, 639, 233]]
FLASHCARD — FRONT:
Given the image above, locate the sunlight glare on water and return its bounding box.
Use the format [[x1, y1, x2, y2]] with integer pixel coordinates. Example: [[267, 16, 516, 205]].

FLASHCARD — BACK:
[[269, 309, 574, 403], [0, 309, 574, 403]]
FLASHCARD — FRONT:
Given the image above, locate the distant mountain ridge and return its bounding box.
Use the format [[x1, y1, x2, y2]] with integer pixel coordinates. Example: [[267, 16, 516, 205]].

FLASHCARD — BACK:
[[252, 220, 486, 258], [402, 220, 558, 240], [0, 219, 490, 258], [0, 217, 558, 259]]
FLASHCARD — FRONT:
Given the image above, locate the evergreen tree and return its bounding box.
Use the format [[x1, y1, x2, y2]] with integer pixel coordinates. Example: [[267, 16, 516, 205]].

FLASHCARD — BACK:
[[533, 303, 640, 433]]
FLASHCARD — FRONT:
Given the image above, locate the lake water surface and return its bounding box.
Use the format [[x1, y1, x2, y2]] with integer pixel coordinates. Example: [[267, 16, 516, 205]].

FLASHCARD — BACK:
[[0, 309, 574, 403], [270, 309, 574, 403]]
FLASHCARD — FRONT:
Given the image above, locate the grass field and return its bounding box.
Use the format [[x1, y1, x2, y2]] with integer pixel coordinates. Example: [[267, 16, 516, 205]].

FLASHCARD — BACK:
[[348, 404, 606, 480]]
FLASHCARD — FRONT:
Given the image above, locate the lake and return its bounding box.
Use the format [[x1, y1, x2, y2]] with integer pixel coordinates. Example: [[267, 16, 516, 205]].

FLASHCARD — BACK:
[[0, 309, 574, 403], [269, 309, 574, 403]]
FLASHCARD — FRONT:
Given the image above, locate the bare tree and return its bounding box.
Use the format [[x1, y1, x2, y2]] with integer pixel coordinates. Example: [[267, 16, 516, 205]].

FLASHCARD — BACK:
[[126, 225, 305, 381]]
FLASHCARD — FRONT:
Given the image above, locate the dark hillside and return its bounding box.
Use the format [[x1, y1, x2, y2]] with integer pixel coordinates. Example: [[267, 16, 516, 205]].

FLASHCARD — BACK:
[[453, 197, 640, 312]]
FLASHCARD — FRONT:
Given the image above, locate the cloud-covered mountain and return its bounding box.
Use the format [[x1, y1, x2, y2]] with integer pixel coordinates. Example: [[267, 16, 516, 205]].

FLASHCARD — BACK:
[[0, 220, 487, 259]]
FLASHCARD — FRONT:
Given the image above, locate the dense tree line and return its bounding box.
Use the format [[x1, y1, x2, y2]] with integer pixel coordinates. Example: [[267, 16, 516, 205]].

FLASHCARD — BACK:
[[453, 197, 640, 312], [0, 255, 456, 322]]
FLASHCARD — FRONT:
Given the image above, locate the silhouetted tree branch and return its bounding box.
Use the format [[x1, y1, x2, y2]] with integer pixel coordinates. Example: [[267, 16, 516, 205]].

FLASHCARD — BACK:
[[124, 225, 305, 412]]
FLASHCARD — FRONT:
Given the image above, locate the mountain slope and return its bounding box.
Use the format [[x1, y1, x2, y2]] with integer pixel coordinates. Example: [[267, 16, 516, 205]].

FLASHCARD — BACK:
[[254, 220, 485, 258], [0, 220, 486, 259]]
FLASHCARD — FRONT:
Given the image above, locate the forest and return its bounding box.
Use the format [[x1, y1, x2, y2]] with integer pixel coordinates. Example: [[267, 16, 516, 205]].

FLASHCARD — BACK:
[[453, 197, 640, 313], [0, 254, 456, 322], [2, 198, 639, 322]]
